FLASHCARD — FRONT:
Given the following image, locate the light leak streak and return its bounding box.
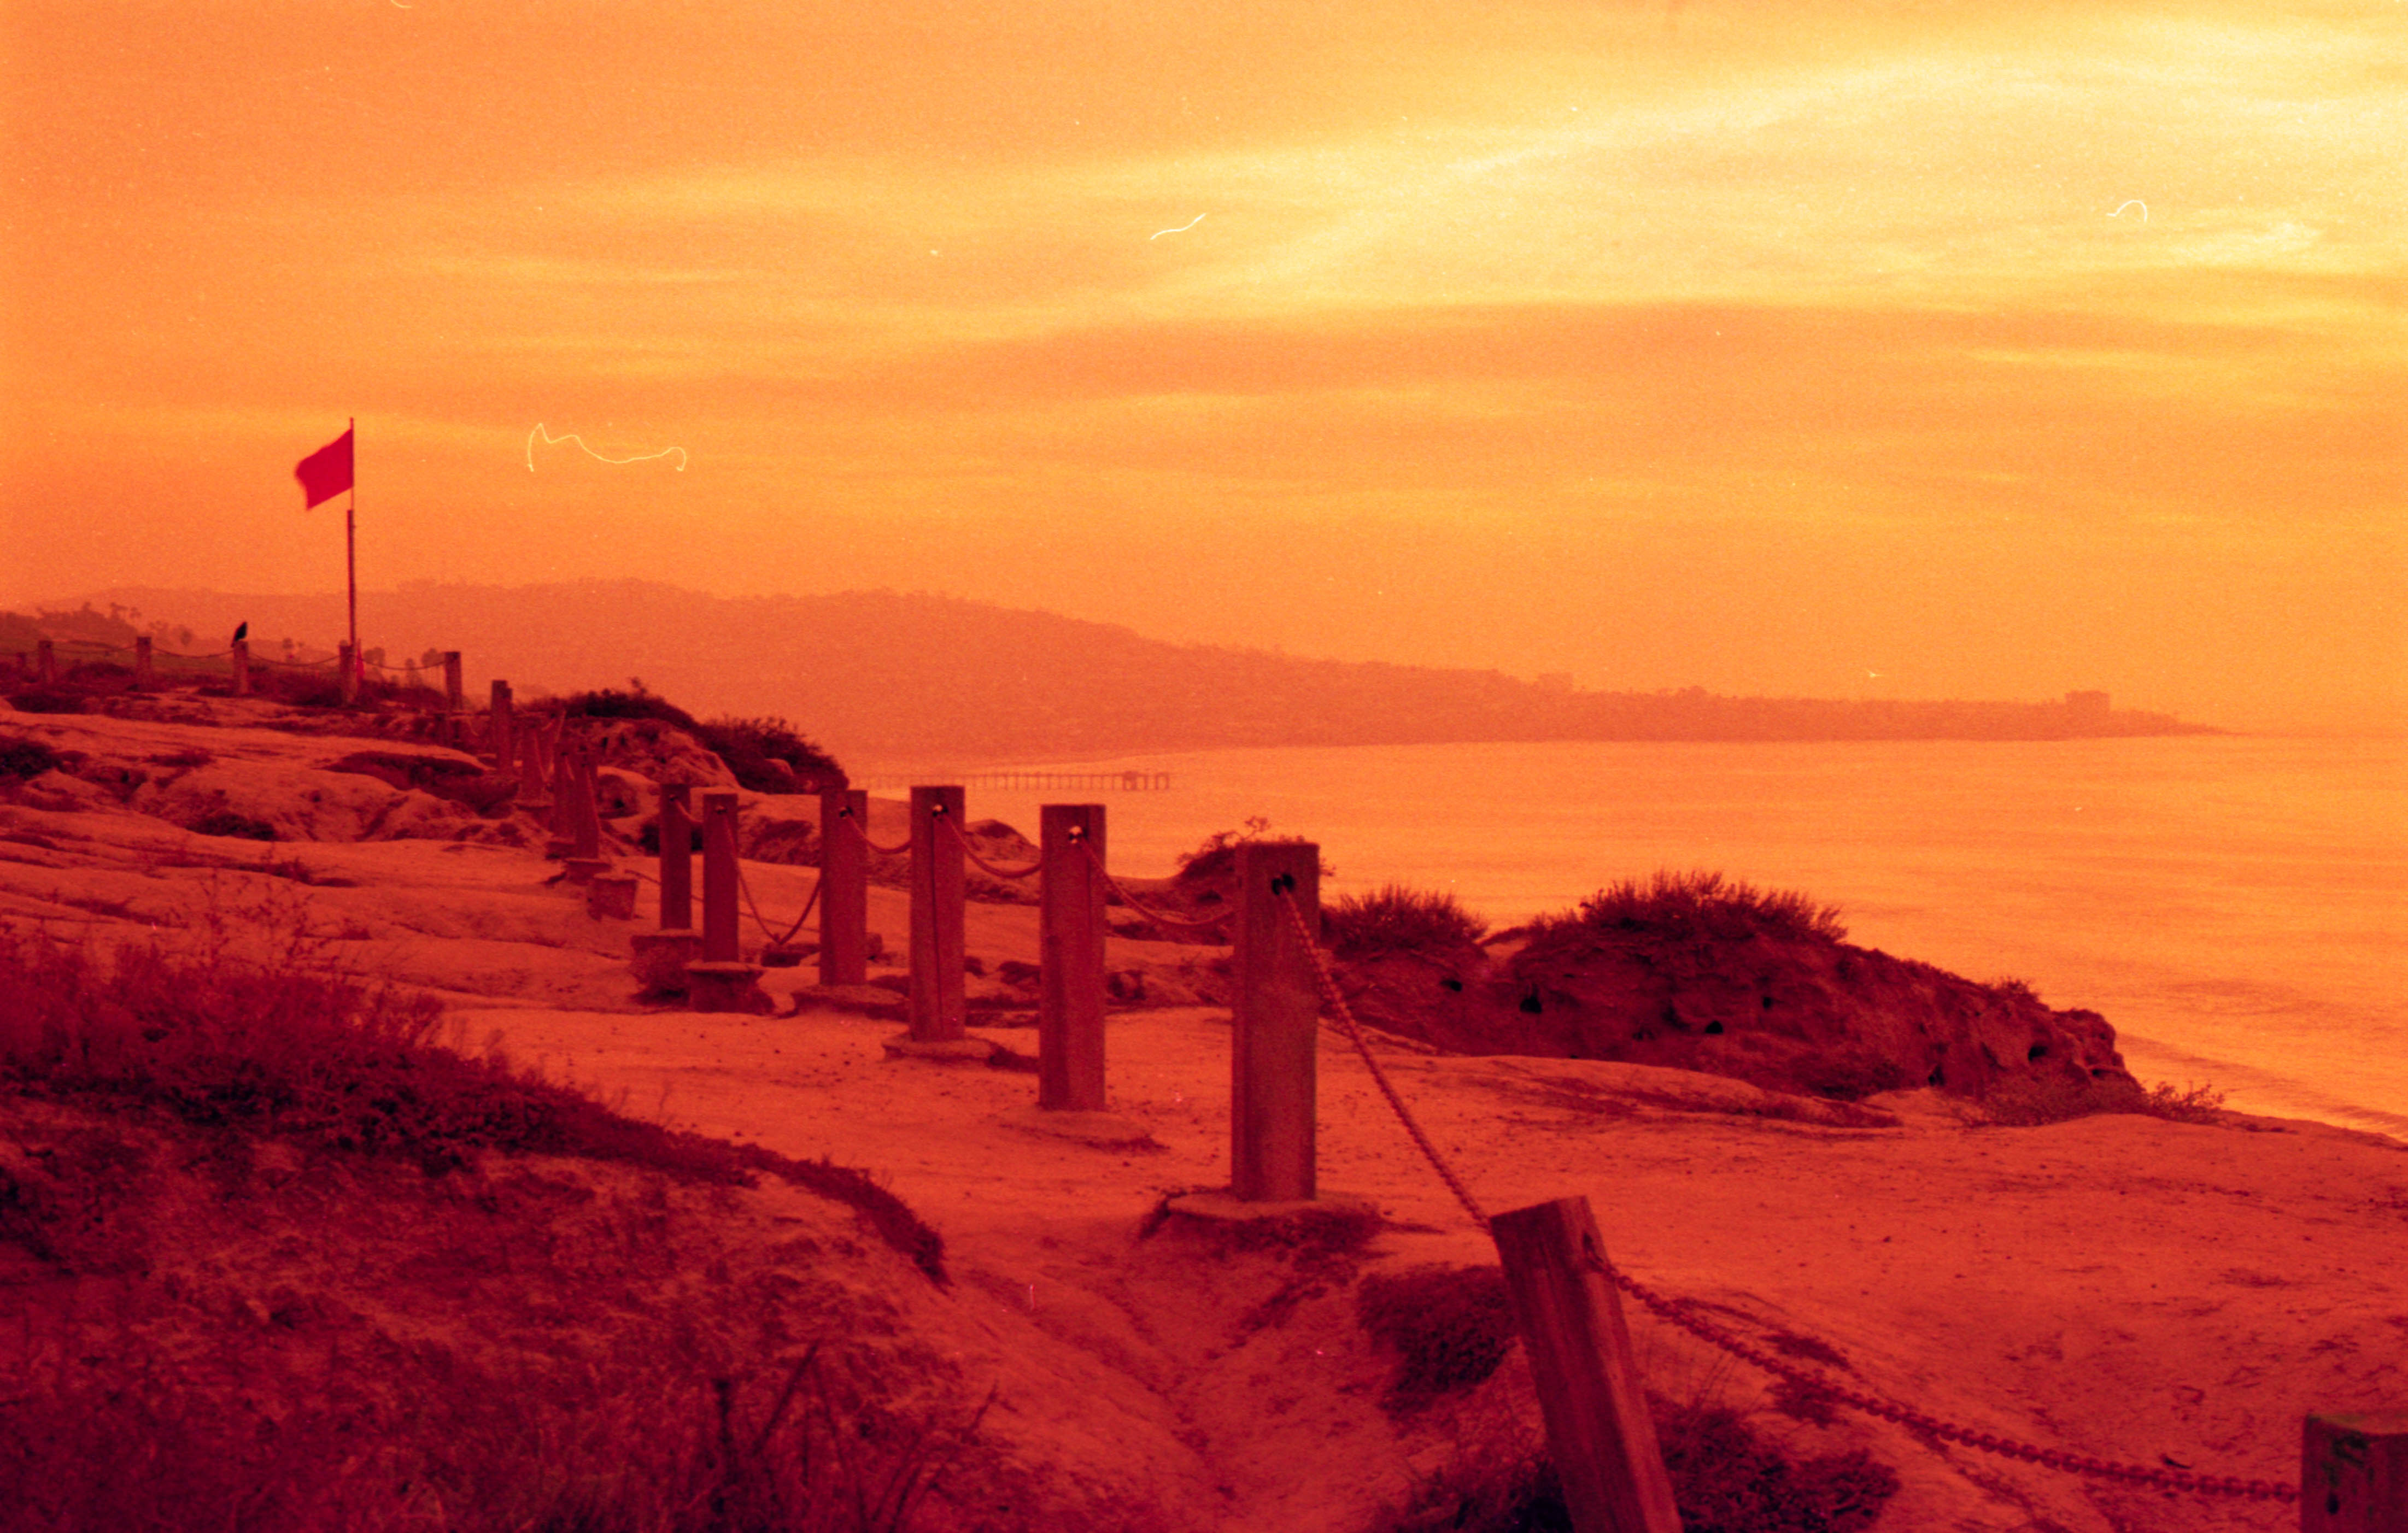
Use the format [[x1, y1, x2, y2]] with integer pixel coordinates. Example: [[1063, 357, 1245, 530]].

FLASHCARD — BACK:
[[526, 424, 688, 472], [2111, 200, 2148, 224], [1150, 213, 1206, 239]]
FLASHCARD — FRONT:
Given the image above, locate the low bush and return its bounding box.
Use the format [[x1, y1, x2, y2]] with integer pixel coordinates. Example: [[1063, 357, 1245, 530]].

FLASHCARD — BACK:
[[6, 688, 83, 714], [1, 733, 68, 779], [1540, 870, 1848, 948], [566, 685, 702, 733], [1981, 1076, 2226, 1127], [1173, 815, 1337, 886], [1370, 1396, 1898, 1533], [0, 929, 943, 1281], [1326, 884, 1489, 959], [1357, 1265, 1517, 1413], [189, 809, 279, 841], [698, 716, 847, 794]]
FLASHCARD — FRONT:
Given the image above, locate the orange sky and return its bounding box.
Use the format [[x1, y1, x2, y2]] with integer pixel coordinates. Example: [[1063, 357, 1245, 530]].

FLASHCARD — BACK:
[[3, 0, 2401, 731]]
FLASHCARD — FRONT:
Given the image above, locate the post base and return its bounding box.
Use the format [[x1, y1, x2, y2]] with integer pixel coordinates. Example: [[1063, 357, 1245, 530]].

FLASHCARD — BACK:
[[685, 960, 772, 1014], [880, 1033, 1000, 1063], [585, 873, 640, 920], [560, 856, 613, 885], [1160, 1190, 1382, 1247], [630, 929, 703, 993]]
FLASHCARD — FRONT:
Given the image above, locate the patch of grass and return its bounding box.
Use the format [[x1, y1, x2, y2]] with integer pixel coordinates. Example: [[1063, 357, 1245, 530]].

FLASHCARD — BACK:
[[1357, 1265, 1518, 1413], [189, 808, 279, 841], [1326, 884, 1489, 960], [1540, 870, 1848, 948], [1, 733, 68, 778], [1981, 1075, 2227, 1127], [5, 688, 83, 714], [1369, 1396, 1899, 1533], [0, 928, 944, 1281]]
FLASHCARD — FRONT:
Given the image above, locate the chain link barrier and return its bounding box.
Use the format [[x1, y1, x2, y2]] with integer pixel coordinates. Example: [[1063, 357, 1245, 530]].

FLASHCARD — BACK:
[[1272, 886, 2298, 1507], [1077, 839, 1233, 933], [936, 815, 1042, 880], [835, 812, 912, 857]]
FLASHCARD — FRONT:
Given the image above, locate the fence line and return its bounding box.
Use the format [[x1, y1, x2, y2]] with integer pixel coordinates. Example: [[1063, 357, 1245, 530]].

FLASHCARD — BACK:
[[1270, 883, 2303, 1507]]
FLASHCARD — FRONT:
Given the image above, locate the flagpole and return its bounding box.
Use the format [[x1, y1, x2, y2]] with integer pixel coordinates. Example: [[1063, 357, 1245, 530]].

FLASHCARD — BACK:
[[345, 415, 358, 690]]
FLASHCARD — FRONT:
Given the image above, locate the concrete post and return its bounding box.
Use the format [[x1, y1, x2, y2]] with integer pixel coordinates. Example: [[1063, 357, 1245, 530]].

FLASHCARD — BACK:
[[488, 680, 514, 768], [1232, 841, 1320, 1202], [133, 636, 154, 688], [818, 788, 869, 986], [35, 640, 54, 685], [907, 785, 968, 1042], [658, 782, 693, 931], [1039, 804, 1109, 1112], [1490, 1197, 1683, 1533], [337, 643, 358, 704], [442, 651, 462, 711], [231, 641, 250, 697], [700, 790, 741, 964], [2305, 1412, 2408, 1532]]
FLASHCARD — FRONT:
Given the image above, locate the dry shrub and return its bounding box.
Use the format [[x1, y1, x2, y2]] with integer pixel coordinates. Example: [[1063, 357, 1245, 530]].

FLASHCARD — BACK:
[[1357, 1265, 1518, 1414], [1325, 885, 1489, 960], [0, 927, 943, 1281], [1545, 870, 1848, 948], [1981, 1075, 2227, 1127], [1368, 1395, 1897, 1533]]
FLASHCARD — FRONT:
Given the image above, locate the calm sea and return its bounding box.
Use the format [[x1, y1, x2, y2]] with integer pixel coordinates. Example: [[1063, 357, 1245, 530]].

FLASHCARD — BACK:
[[942, 737, 2407, 1139]]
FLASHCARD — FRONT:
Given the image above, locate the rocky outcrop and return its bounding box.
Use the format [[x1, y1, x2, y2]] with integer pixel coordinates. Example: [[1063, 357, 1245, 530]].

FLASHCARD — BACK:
[[1334, 920, 2132, 1105]]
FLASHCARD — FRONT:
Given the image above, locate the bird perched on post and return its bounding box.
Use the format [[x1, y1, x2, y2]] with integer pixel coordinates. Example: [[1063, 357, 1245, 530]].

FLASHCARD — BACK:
[[232, 621, 248, 644]]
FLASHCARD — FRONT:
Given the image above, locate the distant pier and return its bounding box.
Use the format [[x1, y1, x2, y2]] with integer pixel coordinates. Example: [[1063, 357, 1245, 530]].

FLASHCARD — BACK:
[[854, 770, 1173, 792]]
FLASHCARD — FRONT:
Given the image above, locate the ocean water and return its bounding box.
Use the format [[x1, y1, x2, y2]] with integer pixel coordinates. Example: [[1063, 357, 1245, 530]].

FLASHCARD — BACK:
[[943, 736, 2407, 1139]]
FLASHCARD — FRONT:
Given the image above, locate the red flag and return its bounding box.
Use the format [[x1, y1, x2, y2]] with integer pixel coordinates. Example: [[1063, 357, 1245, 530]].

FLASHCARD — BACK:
[[294, 427, 353, 509]]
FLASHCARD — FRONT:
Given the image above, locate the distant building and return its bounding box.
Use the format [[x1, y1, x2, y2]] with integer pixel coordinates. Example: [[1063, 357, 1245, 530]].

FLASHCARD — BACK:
[[2065, 690, 2111, 715]]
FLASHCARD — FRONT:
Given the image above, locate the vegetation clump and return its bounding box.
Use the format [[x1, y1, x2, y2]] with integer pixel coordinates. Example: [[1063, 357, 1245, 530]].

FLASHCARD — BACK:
[[1371, 1396, 1898, 1533], [0, 929, 941, 1281], [1326, 884, 1489, 960], [1173, 815, 1336, 886], [1356, 1265, 1517, 1412], [566, 688, 846, 792], [1542, 870, 1848, 947], [1980, 1075, 2225, 1127], [0, 733, 69, 779]]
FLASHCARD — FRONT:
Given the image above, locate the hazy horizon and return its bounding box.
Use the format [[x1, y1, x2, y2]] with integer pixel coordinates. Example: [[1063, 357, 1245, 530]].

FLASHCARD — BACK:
[[5, 2, 2402, 735]]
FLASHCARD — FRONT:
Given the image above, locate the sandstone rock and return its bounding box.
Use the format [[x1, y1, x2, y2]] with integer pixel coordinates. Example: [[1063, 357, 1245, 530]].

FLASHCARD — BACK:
[[1334, 920, 2134, 1105]]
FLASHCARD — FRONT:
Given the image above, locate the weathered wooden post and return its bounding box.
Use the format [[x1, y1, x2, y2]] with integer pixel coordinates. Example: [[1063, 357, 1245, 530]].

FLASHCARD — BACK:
[[2305, 1412, 2408, 1532], [518, 728, 548, 813], [628, 782, 700, 994], [1039, 804, 1109, 1112], [658, 782, 694, 931], [230, 639, 250, 697], [1491, 1196, 1683, 1533], [818, 788, 869, 986], [441, 651, 463, 711], [35, 640, 55, 685], [904, 785, 968, 1044], [686, 789, 768, 1012], [1232, 840, 1321, 1202], [561, 750, 611, 883], [488, 680, 514, 769], [337, 643, 358, 703], [547, 732, 578, 854], [133, 636, 154, 689]]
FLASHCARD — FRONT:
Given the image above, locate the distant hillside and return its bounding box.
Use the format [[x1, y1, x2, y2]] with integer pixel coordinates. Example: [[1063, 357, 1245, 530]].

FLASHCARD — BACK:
[[37, 583, 2215, 763]]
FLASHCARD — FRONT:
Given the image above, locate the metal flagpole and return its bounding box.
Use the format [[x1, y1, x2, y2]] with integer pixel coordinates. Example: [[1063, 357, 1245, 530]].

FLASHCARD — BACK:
[[345, 416, 358, 689]]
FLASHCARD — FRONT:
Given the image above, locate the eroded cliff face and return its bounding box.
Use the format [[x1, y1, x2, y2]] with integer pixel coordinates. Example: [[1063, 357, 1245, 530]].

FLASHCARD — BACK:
[[1336, 926, 2132, 1104]]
